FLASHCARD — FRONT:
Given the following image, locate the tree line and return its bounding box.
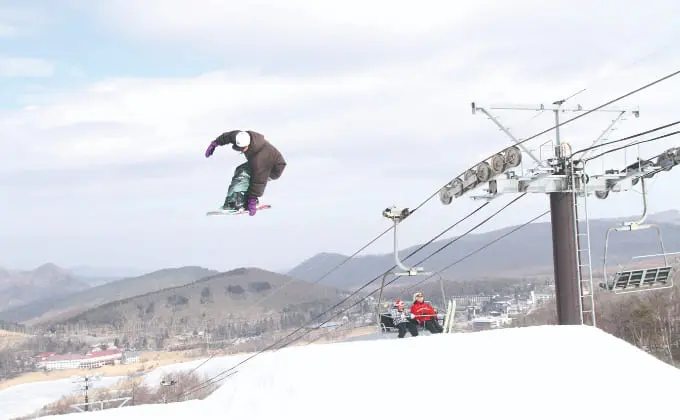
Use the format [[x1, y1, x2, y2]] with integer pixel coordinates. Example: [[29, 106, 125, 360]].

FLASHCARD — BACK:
[[0, 320, 29, 334]]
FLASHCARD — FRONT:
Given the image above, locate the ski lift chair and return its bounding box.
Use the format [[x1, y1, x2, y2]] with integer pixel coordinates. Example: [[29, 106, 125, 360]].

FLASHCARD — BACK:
[[379, 303, 446, 335], [375, 205, 455, 334], [379, 312, 397, 333], [600, 264, 673, 294], [599, 177, 675, 294], [379, 299, 420, 333]]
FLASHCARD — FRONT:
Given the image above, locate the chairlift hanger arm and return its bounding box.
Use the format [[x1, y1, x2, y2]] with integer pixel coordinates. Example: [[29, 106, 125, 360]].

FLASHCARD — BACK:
[[619, 176, 649, 229], [382, 206, 431, 276]]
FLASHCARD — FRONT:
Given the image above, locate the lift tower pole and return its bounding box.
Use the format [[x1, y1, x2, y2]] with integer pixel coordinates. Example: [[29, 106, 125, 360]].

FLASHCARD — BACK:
[[549, 99, 581, 325], [468, 100, 639, 325]]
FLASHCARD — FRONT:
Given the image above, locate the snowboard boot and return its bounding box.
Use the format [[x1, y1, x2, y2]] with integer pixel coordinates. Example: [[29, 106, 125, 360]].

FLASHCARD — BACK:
[[222, 192, 247, 211], [221, 197, 236, 211]]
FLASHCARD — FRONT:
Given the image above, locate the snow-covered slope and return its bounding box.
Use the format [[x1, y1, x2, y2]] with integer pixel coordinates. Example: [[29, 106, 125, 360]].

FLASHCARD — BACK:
[[38, 325, 680, 419]]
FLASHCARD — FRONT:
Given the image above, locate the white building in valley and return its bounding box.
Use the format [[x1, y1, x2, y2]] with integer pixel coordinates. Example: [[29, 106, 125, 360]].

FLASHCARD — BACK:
[[36, 349, 124, 371]]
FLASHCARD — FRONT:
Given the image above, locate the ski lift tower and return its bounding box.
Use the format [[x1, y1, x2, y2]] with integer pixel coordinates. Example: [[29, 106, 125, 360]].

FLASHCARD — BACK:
[[436, 98, 680, 327]]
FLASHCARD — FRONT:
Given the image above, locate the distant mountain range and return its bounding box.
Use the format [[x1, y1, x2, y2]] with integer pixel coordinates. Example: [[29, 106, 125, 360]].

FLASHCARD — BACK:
[[0, 263, 91, 313], [0, 266, 218, 324], [58, 267, 347, 329], [67, 265, 145, 279], [0, 263, 147, 314], [0, 265, 348, 332], [286, 210, 680, 289], [3, 209, 679, 326]]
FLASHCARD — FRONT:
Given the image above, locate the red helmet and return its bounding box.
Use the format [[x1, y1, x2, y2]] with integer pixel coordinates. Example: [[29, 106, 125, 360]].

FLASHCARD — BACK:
[[394, 300, 404, 307]]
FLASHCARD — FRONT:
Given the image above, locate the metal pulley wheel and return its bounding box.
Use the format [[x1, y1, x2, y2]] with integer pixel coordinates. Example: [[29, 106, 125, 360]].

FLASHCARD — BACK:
[[476, 162, 493, 182], [490, 153, 505, 173], [439, 188, 453, 205], [504, 146, 522, 168]]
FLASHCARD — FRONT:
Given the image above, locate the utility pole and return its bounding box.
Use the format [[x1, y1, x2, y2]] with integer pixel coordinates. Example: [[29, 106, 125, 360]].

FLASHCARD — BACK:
[[72, 374, 100, 412], [437, 100, 655, 326], [205, 325, 212, 354], [160, 378, 177, 404]]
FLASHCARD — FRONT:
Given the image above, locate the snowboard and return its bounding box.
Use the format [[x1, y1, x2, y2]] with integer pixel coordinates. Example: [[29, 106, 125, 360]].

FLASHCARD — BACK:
[[206, 204, 271, 216]]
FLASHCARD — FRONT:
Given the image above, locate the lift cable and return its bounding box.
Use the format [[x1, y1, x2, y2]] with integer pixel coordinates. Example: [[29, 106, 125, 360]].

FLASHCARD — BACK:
[[582, 130, 680, 163], [182, 203, 487, 377], [570, 120, 680, 157], [402, 209, 551, 298], [412, 194, 525, 269], [263, 196, 530, 354], [183, 225, 397, 376], [178, 196, 524, 399]]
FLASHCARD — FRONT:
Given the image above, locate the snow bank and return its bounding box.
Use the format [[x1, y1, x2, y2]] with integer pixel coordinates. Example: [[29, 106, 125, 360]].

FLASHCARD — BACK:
[[38, 326, 680, 419], [0, 375, 124, 419]]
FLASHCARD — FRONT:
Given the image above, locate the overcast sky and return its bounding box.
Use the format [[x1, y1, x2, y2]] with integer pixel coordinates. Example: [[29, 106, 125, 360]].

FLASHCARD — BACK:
[[1, 0, 680, 276]]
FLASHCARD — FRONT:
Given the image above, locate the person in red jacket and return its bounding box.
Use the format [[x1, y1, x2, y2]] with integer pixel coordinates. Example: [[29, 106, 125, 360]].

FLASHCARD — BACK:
[[410, 292, 443, 334]]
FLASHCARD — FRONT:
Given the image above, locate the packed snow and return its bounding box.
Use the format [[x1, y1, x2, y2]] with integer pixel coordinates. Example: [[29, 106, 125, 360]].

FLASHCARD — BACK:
[[9, 325, 670, 420], [2, 331, 377, 418], [138, 353, 252, 388]]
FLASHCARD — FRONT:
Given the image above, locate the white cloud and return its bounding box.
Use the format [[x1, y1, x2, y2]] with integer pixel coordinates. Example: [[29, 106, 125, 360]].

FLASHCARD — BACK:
[[85, 0, 485, 43], [0, 56, 54, 77], [77, 0, 680, 77], [2, 0, 680, 271], [0, 23, 16, 37], [0, 5, 46, 38]]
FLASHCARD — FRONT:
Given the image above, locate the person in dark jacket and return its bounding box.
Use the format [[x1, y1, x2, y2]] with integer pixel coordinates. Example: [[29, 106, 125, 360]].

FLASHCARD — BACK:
[[390, 300, 418, 338], [205, 130, 287, 216]]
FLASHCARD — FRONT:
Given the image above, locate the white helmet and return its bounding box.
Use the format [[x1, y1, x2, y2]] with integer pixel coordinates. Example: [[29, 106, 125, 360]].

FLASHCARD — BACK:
[[234, 131, 251, 148]]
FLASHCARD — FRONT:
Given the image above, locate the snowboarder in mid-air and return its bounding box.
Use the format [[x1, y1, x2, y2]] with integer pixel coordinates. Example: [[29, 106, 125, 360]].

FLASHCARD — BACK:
[[205, 130, 287, 216]]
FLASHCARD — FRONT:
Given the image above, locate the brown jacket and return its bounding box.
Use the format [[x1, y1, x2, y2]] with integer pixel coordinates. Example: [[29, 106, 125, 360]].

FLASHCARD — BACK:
[[214, 130, 286, 198]]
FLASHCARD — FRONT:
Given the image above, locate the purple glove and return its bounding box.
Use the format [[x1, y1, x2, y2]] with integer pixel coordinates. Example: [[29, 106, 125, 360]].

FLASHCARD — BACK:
[[247, 198, 258, 216], [205, 140, 217, 158]]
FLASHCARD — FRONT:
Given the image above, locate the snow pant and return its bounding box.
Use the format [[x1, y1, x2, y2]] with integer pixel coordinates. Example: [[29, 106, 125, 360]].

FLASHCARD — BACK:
[[423, 319, 443, 334], [223, 162, 253, 210], [397, 321, 418, 338]]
